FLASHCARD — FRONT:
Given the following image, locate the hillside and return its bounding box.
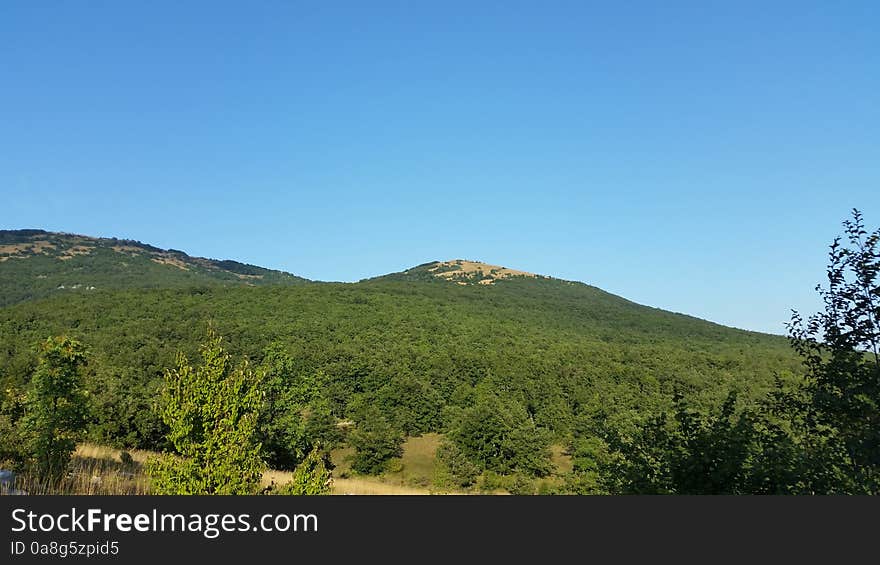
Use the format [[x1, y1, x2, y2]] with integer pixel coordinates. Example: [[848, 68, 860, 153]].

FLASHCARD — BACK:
[[0, 229, 309, 306], [0, 230, 803, 492]]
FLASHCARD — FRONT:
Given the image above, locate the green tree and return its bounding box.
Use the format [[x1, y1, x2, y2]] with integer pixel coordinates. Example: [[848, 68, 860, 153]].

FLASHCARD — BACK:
[[24, 337, 89, 481], [348, 406, 404, 475], [258, 344, 339, 470], [273, 447, 333, 495], [148, 330, 265, 494], [435, 441, 480, 488], [608, 392, 756, 494], [0, 386, 30, 469], [447, 392, 552, 477], [565, 436, 616, 494], [787, 208, 880, 492]]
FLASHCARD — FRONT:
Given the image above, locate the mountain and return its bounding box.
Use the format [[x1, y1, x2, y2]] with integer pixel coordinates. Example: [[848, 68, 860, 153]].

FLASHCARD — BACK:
[[0, 229, 799, 471], [0, 229, 309, 306]]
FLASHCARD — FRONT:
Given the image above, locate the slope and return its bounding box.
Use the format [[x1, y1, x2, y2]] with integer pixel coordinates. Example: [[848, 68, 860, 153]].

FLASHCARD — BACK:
[[0, 267, 799, 451], [0, 229, 309, 306]]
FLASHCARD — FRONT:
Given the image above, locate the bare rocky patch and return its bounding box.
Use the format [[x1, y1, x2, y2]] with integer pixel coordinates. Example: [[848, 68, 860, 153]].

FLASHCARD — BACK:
[[428, 259, 538, 285], [151, 256, 190, 270]]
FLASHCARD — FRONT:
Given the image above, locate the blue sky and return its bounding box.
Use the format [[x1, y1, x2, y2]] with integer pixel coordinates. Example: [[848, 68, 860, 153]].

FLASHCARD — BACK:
[[2, 1, 877, 334]]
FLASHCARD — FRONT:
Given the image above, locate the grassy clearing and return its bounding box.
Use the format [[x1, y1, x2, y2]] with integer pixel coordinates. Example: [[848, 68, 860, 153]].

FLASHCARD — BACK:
[[550, 444, 573, 475], [5, 438, 569, 495], [5, 442, 449, 495], [330, 433, 451, 493], [264, 470, 434, 495], [329, 435, 575, 495], [386, 433, 443, 488]]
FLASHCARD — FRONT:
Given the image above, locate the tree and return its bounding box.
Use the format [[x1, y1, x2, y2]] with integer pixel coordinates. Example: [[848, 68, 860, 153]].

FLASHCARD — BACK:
[[447, 392, 552, 477], [0, 386, 31, 469], [787, 208, 880, 492], [148, 330, 266, 494], [257, 344, 340, 470], [435, 441, 480, 488], [608, 392, 756, 494], [24, 337, 89, 481], [609, 209, 880, 494], [272, 447, 333, 495], [348, 405, 404, 475]]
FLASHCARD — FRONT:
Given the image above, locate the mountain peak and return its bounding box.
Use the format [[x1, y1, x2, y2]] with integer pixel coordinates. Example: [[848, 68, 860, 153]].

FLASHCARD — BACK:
[[429, 260, 537, 285], [380, 259, 543, 286]]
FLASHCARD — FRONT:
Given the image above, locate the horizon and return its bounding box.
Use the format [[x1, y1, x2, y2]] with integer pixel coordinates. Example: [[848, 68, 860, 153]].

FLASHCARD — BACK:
[[3, 2, 878, 335]]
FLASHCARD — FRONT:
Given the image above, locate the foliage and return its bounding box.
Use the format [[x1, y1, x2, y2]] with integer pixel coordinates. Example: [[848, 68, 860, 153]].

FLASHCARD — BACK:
[[565, 436, 616, 494], [604, 209, 880, 494], [608, 392, 756, 494], [435, 441, 481, 488], [23, 337, 90, 480], [348, 406, 404, 475], [147, 331, 265, 494], [257, 344, 342, 470], [0, 267, 798, 460], [271, 447, 333, 495], [0, 386, 30, 468], [787, 208, 880, 492], [446, 391, 553, 477]]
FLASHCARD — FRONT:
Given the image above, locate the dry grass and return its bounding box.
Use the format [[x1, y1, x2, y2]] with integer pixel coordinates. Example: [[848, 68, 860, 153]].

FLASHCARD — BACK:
[[111, 245, 144, 254], [392, 433, 443, 487], [263, 469, 435, 495], [151, 256, 190, 270], [3, 439, 566, 496], [59, 245, 95, 260], [2, 442, 448, 496], [267, 441, 444, 495], [75, 443, 154, 464], [429, 260, 537, 285], [6, 444, 153, 495], [550, 444, 573, 475], [331, 477, 432, 495], [0, 240, 57, 259]]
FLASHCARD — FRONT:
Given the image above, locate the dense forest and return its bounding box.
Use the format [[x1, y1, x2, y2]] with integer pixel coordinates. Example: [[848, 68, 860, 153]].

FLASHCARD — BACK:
[[1, 213, 877, 494]]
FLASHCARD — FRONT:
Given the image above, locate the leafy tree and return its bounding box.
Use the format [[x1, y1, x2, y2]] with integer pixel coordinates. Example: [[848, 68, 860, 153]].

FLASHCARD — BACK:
[[24, 337, 90, 480], [447, 391, 553, 477], [348, 405, 404, 475], [435, 441, 480, 488], [272, 447, 333, 495], [0, 386, 29, 468], [787, 208, 880, 492], [148, 330, 265, 494], [609, 392, 755, 494], [373, 374, 443, 435], [257, 345, 310, 470], [565, 436, 616, 494], [258, 344, 339, 470]]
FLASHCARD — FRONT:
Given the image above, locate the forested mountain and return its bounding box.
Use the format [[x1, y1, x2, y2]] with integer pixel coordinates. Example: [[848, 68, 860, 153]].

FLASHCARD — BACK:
[[0, 230, 309, 306], [0, 229, 802, 492]]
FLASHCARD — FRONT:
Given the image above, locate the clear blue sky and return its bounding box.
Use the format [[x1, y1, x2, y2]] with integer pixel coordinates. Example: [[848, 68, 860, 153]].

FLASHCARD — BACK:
[[2, 1, 877, 334]]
